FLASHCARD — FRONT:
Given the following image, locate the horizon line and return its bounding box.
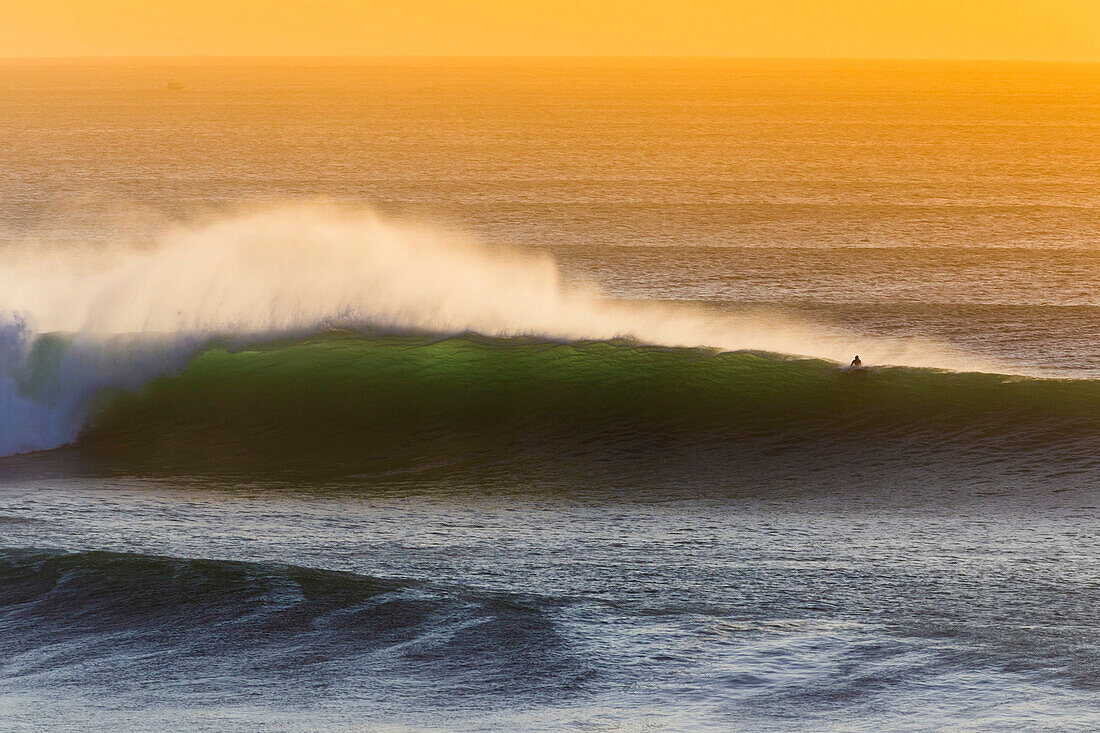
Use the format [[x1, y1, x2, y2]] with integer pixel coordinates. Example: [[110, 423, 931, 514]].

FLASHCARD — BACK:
[[2, 53, 1099, 66]]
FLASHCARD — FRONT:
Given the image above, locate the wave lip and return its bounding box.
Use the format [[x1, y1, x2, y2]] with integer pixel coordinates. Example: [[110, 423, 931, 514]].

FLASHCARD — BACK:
[[0, 315, 207, 457]]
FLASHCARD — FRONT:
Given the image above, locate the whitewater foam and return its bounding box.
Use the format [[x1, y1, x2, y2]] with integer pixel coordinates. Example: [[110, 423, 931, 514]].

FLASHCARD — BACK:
[[0, 204, 1006, 457]]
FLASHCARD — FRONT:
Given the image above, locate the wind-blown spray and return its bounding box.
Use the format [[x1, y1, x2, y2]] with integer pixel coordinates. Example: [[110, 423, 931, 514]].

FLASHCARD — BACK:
[[0, 204, 1002, 457]]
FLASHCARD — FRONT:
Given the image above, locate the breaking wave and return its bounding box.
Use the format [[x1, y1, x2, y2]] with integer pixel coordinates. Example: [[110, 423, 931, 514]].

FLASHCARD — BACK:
[[0, 204, 1049, 469], [58, 332, 1100, 485]]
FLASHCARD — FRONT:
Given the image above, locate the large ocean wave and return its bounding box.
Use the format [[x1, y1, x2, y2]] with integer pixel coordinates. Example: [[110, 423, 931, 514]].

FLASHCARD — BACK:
[[0, 205, 1072, 479], [24, 331, 1097, 485]]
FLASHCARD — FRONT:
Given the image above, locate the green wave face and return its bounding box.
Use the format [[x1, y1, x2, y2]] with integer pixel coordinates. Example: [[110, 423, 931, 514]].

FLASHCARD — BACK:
[[76, 332, 1100, 485]]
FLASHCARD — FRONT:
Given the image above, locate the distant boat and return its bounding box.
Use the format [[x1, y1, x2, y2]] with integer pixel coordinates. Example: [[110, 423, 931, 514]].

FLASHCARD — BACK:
[[166, 81, 184, 90]]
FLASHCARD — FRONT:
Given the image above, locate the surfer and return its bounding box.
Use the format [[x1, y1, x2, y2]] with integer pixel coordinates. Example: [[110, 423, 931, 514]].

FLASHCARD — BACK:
[[850, 355, 862, 368]]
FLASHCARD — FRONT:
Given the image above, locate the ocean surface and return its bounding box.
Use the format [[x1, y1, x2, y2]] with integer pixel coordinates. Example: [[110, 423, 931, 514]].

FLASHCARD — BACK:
[[2, 59, 1100, 730]]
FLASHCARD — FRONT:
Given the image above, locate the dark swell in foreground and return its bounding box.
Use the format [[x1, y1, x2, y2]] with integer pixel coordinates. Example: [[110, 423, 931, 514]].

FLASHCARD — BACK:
[[0, 548, 583, 705]]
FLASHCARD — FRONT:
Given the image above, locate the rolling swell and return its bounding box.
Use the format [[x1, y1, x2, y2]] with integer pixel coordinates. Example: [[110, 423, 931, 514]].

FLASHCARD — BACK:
[[68, 332, 1100, 487], [0, 548, 579, 703]]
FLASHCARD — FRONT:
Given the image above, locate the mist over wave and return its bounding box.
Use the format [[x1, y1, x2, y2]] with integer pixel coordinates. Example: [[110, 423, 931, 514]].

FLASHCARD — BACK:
[[0, 204, 1006, 458]]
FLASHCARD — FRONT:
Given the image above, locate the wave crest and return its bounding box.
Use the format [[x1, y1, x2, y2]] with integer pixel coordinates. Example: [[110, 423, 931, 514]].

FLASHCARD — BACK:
[[0, 205, 1016, 458]]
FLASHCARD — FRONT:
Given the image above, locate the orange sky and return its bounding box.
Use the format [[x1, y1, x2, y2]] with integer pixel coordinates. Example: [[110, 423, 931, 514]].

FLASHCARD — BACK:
[[3, 0, 1100, 61]]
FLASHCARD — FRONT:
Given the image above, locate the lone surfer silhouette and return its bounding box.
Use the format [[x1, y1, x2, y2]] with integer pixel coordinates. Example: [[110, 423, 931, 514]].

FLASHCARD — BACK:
[[850, 355, 862, 368]]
